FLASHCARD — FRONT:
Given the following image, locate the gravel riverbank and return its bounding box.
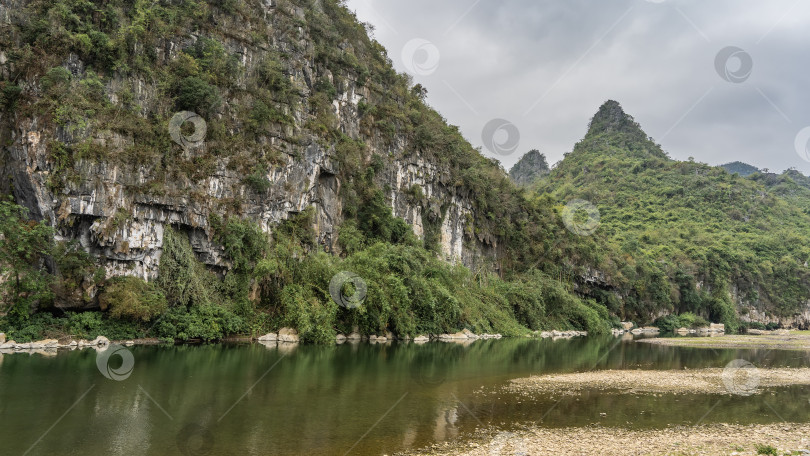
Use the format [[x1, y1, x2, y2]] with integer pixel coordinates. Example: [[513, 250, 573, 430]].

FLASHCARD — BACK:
[[636, 333, 810, 350], [505, 367, 810, 396], [405, 366, 810, 455], [406, 423, 810, 455]]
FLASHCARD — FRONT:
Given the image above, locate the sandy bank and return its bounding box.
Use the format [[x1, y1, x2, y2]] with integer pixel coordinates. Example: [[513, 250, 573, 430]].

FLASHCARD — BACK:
[[505, 368, 810, 396], [636, 333, 810, 351], [406, 423, 810, 455]]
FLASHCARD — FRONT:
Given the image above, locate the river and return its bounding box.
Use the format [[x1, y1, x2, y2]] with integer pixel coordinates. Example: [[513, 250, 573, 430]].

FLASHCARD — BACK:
[[1, 336, 808, 455]]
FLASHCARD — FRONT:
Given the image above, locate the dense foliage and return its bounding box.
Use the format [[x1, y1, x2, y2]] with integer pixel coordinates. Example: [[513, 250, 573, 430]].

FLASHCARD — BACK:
[[2, 1, 808, 343], [0, 197, 56, 323], [0, 201, 612, 342], [533, 101, 810, 331]]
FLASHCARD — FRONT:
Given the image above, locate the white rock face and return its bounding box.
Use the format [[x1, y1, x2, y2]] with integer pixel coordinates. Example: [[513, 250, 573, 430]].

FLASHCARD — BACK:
[[0, 11, 500, 312], [258, 333, 278, 342], [5, 123, 495, 301]]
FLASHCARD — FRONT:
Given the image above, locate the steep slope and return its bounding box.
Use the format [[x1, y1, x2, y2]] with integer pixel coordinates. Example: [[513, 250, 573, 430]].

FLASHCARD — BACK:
[[0, 0, 515, 291], [536, 100, 810, 328], [749, 169, 810, 213]]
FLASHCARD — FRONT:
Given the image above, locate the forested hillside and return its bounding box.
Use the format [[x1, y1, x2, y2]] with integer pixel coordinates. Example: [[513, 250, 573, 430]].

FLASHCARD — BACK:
[[1, 1, 808, 344], [534, 101, 810, 330]]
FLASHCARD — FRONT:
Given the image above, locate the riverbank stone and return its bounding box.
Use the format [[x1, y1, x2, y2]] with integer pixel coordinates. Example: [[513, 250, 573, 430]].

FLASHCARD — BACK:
[[438, 331, 469, 340], [258, 333, 278, 342], [31, 339, 59, 348], [539, 330, 586, 338], [621, 321, 634, 331], [709, 323, 725, 332], [91, 336, 110, 346], [278, 328, 299, 343], [631, 327, 660, 335]]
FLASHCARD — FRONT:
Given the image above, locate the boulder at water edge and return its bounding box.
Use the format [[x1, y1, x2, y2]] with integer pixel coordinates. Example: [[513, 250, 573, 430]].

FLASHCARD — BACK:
[[278, 328, 299, 343]]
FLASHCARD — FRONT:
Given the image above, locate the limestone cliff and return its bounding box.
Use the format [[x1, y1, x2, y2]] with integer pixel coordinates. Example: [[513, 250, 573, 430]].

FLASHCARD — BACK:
[[0, 0, 501, 309]]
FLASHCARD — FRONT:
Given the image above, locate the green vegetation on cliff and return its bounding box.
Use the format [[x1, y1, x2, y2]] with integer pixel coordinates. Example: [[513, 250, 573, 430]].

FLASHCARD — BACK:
[[533, 100, 810, 331], [1, 0, 618, 342], [0, 199, 613, 342], [1, 1, 809, 343], [509, 149, 550, 187]]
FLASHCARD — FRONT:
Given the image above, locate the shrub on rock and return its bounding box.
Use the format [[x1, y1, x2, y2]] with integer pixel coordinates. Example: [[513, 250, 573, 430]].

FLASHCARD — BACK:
[[99, 277, 167, 321]]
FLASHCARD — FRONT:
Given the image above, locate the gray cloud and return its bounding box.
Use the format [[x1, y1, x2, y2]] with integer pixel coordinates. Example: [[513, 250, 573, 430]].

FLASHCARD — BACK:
[[346, 0, 810, 174]]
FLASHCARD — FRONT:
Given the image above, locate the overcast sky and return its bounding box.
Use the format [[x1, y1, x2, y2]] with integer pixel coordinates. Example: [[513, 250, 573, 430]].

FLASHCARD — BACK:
[[345, 0, 810, 174]]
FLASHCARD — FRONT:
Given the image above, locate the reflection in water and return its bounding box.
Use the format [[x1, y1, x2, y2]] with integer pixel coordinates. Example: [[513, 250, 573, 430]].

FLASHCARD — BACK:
[[433, 405, 459, 442], [1, 337, 809, 455]]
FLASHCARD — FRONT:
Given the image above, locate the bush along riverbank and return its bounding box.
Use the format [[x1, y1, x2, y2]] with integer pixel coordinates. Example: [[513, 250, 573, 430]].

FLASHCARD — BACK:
[[0, 200, 616, 345]]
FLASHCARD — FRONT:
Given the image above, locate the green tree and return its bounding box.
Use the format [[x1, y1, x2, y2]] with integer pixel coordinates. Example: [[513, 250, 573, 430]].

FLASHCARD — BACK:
[[0, 198, 55, 322]]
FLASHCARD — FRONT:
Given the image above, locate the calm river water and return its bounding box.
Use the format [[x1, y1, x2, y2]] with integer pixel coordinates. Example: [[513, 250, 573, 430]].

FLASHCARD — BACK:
[[1, 336, 808, 455]]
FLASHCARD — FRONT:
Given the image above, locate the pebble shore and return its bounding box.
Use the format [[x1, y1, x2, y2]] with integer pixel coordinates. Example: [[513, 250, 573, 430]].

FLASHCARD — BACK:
[[506, 367, 810, 396], [406, 423, 810, 455]]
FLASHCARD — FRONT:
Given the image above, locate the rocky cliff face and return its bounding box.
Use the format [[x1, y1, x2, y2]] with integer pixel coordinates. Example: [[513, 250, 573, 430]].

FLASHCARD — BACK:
[[0, 0, 499, 308]]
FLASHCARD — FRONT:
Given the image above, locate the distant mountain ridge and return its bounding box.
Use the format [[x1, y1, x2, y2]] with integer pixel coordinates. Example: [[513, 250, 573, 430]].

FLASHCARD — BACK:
[[509, 149, 549, 186], [721, 161, 760, 177]]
